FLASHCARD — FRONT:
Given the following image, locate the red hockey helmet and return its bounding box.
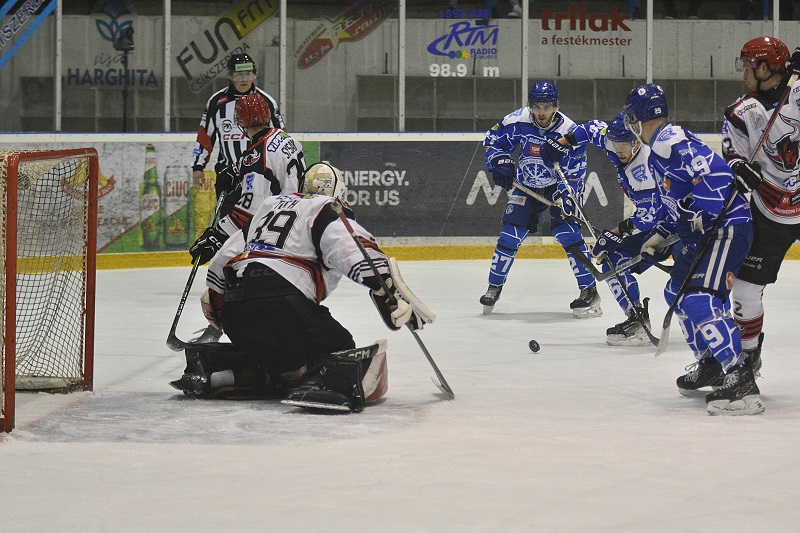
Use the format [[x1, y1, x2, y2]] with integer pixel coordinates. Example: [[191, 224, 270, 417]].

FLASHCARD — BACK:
[[234, 93, 271, 130], [739, 36, 789, 73]]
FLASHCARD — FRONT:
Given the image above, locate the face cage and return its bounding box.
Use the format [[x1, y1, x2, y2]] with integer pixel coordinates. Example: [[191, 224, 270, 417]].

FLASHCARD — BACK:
[[623, 112, 645, 143]]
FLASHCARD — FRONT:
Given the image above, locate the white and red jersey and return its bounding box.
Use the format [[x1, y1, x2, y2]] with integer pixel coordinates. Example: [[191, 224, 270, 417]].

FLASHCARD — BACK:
[[722, 78, 800, 224], [207, 193, 389, 303], [217, 129, 305, 237]]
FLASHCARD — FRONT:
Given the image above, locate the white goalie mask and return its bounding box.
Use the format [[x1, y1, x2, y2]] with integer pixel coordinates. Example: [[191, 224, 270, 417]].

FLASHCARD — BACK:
[[303, 162, 348, 201]]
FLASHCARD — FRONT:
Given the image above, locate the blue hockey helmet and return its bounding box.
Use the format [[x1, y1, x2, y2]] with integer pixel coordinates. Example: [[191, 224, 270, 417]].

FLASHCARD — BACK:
[[528, 81, 559, 105], [623, 84, 668, 125], [606, 112, 636, 143]]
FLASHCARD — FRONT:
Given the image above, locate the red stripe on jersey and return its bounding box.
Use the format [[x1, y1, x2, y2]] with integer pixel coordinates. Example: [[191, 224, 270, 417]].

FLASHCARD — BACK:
[[230, 206, 252, 229], [231, 252, 327, 303], [196, 126, 213, 154], [757, 179, 800, 218]]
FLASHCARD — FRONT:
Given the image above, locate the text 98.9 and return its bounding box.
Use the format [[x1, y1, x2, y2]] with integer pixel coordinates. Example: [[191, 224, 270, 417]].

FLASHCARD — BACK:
[[429, 63, 468, 77]]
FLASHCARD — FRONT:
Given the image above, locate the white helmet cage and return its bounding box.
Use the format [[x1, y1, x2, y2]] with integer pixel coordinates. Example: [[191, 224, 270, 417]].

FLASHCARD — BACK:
[[303, 161, 348, 200]]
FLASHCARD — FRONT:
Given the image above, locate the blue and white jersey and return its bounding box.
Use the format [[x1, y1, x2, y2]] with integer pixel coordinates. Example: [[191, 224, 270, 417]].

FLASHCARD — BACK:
[[484, 107, 587, 189], [647, 123, 751, 238], [572, 119, 662, 234]]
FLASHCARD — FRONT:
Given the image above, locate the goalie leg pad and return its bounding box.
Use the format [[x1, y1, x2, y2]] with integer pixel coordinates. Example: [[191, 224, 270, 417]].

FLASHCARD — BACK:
[[283, 340, 388, 412]]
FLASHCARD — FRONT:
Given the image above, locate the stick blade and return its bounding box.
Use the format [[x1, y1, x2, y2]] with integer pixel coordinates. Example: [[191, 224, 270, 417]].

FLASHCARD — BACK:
[[166, 333, 188, 352], [654, 324, 671, 357], [432, 376, 455, 399]]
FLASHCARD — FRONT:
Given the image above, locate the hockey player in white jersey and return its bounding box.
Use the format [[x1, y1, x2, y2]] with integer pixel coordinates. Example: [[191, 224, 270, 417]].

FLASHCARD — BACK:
[[724, 36, 800, 378], [171, 162, 434, 412], [481, 81, 600, 318], [189, 92, 305, 266], [544, 112, 668, 346]]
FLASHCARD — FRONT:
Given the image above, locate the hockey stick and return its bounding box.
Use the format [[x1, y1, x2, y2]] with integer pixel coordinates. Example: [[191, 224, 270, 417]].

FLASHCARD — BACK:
[[166, 190, 227, 352], [654, 72, 800, 356], [330, 200, 455, 399], [552, 164, 660, 346], [514, 181, 673, 279]]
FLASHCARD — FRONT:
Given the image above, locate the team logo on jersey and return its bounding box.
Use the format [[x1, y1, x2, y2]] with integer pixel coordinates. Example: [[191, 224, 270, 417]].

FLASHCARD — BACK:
[[631, 164, 647, 182], [529, 144, 542, 157], [241, 151, 261, 167], [656, 128, 676, 142], [764, 114, 800, 171], [221, 119, 234, 133]]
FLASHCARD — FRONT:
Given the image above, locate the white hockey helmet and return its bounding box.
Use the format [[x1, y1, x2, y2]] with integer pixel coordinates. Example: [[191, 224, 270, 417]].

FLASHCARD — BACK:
[[303, 162, 347, 200]]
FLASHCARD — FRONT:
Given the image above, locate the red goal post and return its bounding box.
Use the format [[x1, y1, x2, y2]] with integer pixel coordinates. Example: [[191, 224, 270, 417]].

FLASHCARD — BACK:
[[0, 149, 98, 433]]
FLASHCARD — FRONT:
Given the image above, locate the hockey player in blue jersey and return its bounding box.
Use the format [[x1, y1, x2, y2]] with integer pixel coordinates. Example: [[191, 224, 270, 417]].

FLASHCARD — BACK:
[[544, 112, 667, 346], [623, 83, 761, 415], [480, 81, 601, 318]]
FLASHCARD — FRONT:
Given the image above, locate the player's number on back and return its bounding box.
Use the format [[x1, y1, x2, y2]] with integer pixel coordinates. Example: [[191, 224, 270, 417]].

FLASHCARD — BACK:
[[253, 209, 298, 248], [690, 155, 710, 176]]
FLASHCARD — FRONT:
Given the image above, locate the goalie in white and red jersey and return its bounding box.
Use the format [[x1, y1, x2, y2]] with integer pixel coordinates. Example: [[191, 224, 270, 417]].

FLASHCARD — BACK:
[[170, 162, 435, 412], [724, 36, 800, 378]]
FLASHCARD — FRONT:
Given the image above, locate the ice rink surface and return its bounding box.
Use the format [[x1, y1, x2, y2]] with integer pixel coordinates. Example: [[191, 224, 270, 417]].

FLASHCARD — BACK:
[[3, 258, 800, 532]]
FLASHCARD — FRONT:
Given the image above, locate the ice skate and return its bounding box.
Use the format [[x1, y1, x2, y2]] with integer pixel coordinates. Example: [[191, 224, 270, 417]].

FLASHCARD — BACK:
[[479, 284, 503, 315], [606, 298, 651, 346], [283, 373, 352, 412], [189, 325, 223, 344], [742, 332, 764, 375], [169, 373, 211, 397], [706, 365, 765, 416], [570, 286, 602, 319], [676, 356, 724, 398]]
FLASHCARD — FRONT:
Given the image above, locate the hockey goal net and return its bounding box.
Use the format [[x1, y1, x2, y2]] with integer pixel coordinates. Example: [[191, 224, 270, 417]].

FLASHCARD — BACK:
[[0, 149, 98, 432]]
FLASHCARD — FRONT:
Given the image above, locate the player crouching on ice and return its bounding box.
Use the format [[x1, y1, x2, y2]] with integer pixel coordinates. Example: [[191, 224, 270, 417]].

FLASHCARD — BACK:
[[542, 112, 671, 346], [170, 162, 435, 412]]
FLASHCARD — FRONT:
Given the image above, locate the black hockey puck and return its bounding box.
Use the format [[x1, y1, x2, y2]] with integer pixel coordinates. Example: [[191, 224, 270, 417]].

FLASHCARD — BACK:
[[528, 339, 540, 353]]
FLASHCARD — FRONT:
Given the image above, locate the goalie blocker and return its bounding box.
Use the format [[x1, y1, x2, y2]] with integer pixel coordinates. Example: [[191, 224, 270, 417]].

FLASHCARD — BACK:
[[369, 258, 436, 331]]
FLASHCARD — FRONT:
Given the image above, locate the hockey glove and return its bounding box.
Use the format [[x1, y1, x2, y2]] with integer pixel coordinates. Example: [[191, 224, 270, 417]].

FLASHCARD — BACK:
[[789, 47, 800, 76], [189, 226, 228, 265], [731, 160, 763, 193], [540, 138, 570, 168], [369, 278, 415, 331], [489, 155, 515, 190], [214, 165, 238, 198], [592, 229, 623, 260], [676, 196, 712, 239], [640, 224, 674, 264], [555, 182, 580, 219]]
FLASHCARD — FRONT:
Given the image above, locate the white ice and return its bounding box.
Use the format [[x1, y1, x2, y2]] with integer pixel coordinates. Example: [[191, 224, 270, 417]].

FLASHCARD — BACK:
[[3, 259, 800, 532]]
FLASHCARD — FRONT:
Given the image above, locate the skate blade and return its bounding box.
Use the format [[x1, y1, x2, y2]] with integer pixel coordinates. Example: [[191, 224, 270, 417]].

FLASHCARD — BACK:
[[707, 395, 765, 416], [482, 305, 494, 315], [573, 307, 603, 319], [678, 387, 717, 398], [281, 399, 352, 412], [606, 335, 651, 347]]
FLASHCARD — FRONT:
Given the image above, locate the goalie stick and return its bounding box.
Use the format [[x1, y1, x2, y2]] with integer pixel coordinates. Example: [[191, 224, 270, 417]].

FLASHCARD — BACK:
[[552, 164, 660, 346], [654, 71, 800, 356], [330, 200, 455, 400], [166, 190, 227, 352]]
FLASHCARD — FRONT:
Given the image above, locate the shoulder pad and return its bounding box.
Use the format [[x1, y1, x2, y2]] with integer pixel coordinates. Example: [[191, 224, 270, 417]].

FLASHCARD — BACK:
[[501, 107, 531, 126], [650, 126, 685, 159]]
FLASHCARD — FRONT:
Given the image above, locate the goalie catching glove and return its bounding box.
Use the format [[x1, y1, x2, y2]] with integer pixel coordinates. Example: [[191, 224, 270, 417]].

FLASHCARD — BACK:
[[368, 258, 436, 331]]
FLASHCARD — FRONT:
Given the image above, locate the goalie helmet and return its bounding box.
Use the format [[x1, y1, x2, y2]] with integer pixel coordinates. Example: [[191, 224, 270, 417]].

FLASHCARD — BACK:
[[623, 83, 668, 125], [303, 162, 348, 200], [528, 81, 559, 105], [739, 36, 789, 74], [234, 93, 271, 130], [227, 53, 256, 75]]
